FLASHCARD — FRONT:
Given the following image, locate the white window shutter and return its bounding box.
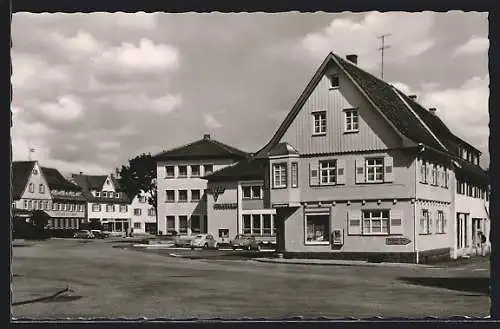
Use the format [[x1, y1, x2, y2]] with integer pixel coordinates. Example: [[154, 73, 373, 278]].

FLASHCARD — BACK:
[[309, 162, 319, 186], [384, 156, 394, 183], [436, 166, 441, 186], [418, 160, 424, 183], [443, 212, 447, 233], [428, 211, 433, 234], [390, 209, 404, 235], [348, 210, 362, 235], [446, 170, 450, 188], [336, 159, 346, 185], [426, 165, 432, 184], [355, 158, 365, 184]]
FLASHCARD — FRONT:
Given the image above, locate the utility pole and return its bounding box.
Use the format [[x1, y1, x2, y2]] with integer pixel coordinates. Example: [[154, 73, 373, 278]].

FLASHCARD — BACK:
[[378, 33, 391, 80]]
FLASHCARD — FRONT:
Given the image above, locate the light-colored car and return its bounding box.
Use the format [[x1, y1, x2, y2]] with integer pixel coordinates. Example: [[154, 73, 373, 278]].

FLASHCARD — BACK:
[[73, 230, 95, 239], [190, 234, 218, 250], [174, 235, 195, 247], [230, 235, 261, 251]]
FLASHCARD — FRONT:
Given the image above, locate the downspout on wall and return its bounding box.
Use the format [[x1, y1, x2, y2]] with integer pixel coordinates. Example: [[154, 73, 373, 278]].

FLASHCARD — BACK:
[[414, 143, 425, 264]]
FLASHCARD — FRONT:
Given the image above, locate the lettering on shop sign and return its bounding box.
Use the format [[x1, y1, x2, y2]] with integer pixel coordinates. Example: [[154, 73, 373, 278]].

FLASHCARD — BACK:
[[213, 203, 237, 210], [385, 237, 411, 245], [48, 211, 84, 218]]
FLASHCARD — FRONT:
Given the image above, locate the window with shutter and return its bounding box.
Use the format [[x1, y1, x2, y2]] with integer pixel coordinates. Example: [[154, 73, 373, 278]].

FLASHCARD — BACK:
[[436, 166, 441, 186], [336, 159, 346, 185], [355, 159, 365, 184], [347, 210, 362, 235], [384, 156, 394, 183], [420, 160, 426, 183], [390, 209, 404, 235], [426, 165, 432, 185], [309, 162, 319, 186]]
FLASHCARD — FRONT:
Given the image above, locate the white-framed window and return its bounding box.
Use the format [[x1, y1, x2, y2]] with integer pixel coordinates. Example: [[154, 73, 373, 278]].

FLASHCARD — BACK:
[[366, 158, 384, 183], [178, 165, 187, 178], [109, 192, 114, 198], [166, 190, 175, 202], [134, 222, 142, 229], [344, 109, 359, 132], [120, 205, 128, 213], [115, 192, 120, 199], [23, 200, 28, 209], [179, 216, 188, 234], [106, 204, 114, 212], [420, 209, 431, 234], [252, 214, 261, 235], [148, 208, 155, 216], [178, 190, 188, 202], [272, 163, 287, 188], [436, 211, 445, 234], [96, 191, 101, 197], [134, 208, 142, 216], [312, 111, 327, 135], [166, 216, 175, 234], [39, 184, 45, 193], [191, 189, 201, 202], [329, 75, 339, 89], [92, 203, 100, 212], [27, 200, 32, 210], [28, 183, 34, 193], [190, 165, 200, 177], [431, 165, 438, 186], [243, 215, 251, 234], [165, 166, 175, 178], [242, 213, 275, 236], [204, 164, 213, 175], [139, 196, 146, 203], [305, 214, 330, 244], [319, 160, 336, 185], [362, 210, 390, 235], [242, 185, 263, 199], [51, 202, 56, 211], [291, 162, 298, 188], [78, 204, 84, 211], [262, 214, 272, 235], [103, 191, 108, 198], [420, 161, 427, 183]]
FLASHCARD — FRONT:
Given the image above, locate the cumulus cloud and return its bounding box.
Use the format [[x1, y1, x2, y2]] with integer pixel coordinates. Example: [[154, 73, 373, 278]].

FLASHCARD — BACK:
[[97, 93, 183, 115], [204, 114, 223, 129], [33, 95, 85, 121], [453, 35, 489, 57], [298, 12, 436, 69], [12, 53, 71, 90]]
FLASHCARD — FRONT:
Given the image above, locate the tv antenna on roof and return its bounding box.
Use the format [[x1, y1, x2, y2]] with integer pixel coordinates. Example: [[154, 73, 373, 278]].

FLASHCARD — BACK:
[[378, 33, 391, 80]]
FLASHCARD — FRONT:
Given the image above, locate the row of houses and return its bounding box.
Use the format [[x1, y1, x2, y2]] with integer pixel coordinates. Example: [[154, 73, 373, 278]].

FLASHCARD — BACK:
[[153, 52, 490, 262], [11, 161, 157, 235]]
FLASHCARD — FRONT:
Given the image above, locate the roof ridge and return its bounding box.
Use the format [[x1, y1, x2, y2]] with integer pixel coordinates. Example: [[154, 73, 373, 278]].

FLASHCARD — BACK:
[[154, 138, 204, 157], [207, 138, 248, 156]]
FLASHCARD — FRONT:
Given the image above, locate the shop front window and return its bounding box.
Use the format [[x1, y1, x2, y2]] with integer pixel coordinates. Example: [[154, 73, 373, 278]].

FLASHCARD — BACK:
[[305, 214, 329, 243]]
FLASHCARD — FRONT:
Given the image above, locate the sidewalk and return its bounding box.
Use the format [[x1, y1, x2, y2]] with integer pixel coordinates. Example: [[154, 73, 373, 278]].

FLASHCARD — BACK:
[[252, 257, 435, 268]]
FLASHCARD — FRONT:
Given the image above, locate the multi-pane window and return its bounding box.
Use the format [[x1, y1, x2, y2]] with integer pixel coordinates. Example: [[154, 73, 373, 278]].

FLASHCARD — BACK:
[[148, 208, 155, 216], [179, 216, 188, 234], [27, 200, 32, 210], [242, 214, 275, 235], [166, 190, 175, 202], [242, 185, 262, 199], [243, 215, 251, 234], [420, 161, 427, 183], [165, 166, 175, 178], [432, 165, 438, 186], [166, 216, 175, 234], [291, 162, 298, 188], [39, 184, 45, 193], [139, 196, 146, 203], [178, 165, 187, 178], [204, 164, 213, 175], [366, 158, 384, 183], [312, 111, 327, 135], [106, 204, 115, 212], [272, 163, 287, 188], [134, 209, 142, 216], [134, 223, 142, 229], [329, 75, 339, 88], [178, 190, 188, 202], [191, 165, 200, 177], [243, 186, 252, 199], [319, 160, 336, 185], [345, 109, 359, 132], [436, 211, 445, 234], [103, 191, 108, 197], [120, 205, 128, 213], [262, 214, 272, 235], [252, 214, 261, 235], [305, 214, 329, 243], [420, 209, 431, 234], [109, 192, 114, 198], [29, 183, 34, 193], [363, 210, 389, 234], [92, 203, 101, 212], [191, 190, 201, 202]]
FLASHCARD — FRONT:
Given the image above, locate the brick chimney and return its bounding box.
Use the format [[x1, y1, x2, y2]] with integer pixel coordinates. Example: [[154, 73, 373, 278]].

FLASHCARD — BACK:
[[346, 54, 358, 65], [429, 107, 437, 114], [409, 95, 417, 101], [203, 134, 211, 140]]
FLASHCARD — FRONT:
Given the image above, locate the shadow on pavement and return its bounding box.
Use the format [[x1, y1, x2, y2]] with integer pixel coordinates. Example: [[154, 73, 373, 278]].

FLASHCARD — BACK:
[[398, 277, 490, 295]]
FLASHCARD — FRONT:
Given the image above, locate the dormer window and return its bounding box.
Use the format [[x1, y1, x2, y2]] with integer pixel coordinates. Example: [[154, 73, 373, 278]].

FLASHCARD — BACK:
[[312, 111, 327, 135], [329, 75, 339, 89], [109, 192, 114, 198], [115, 192, 120, 199], [96, 191, 101, 197], [103, 191, 108, 198]]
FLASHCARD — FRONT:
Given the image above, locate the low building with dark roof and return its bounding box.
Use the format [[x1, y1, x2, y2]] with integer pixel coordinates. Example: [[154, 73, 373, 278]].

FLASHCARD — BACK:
[[202, 52, 489, 262], [153, 133, 248, 236]]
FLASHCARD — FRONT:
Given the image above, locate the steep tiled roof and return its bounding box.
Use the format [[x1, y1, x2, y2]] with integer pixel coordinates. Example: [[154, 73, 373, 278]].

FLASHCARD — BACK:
[[268, 142, 299, 157], [71, 173, 130, 204], [153, 135, 249, 161], [12, 161, 36, 200], [203, 157, 266, 182], [42, 167, 81, 191]]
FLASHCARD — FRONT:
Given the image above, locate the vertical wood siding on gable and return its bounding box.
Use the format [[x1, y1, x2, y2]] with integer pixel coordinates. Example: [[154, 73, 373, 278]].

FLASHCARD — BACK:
[[279, 74, 402, 155], [21, 163, 52, 201]]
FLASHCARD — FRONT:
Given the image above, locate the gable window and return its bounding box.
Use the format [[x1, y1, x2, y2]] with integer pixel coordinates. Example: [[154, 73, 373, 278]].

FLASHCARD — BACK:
[[28, 183, 34, 193], [166, 190, 175, 202], [178, 190, 188, 202], [134, 208, 142, 216], [366, 158, 384, 183], [344, 109, 359, 132], [96, 191, 101, 197], [39, 184, 45, 193], [420, 209, 431, 234], [191, 189, 201, 202], [103, 191, 108, 198], [272, 163, 287, 188], [291, 162, 298, 188], [319, 160, 337, 185], [115, 192, 120, 198], [329, 75, 339, 89], [190, 165, 200, 177], [139, 196, 146, 203], [165, 166, 175, 178], [363, 210, 389, 235], [312, 111, 327, 135], [109, 192, 114, 198], [204, 164, 213, 175], [178, 165, 188, 178]]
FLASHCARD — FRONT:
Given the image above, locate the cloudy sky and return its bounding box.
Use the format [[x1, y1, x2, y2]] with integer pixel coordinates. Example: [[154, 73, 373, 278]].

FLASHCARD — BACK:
[[11, 11, 489, 175]]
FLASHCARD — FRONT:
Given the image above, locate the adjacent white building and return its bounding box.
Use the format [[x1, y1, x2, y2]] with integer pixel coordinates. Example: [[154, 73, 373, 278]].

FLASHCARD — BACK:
[[130, 191, 157, 235], [154, 134, 248, 236]]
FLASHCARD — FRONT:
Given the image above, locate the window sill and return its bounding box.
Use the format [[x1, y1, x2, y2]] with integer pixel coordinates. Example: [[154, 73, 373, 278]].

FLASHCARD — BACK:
[[165, 176, 175, 179], [272, 186, 288, 190], [419, 233, 432, 236], [360, 233, 390, 236], [435, 232, 446, 235], [178, 200, 188, 203], [165, 200, 176, 203], [312, 133, 327, 137], [343, 130, 359, 134]]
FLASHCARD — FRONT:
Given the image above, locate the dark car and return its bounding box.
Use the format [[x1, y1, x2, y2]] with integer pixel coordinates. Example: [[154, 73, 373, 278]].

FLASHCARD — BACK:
[[91, 230, 110, 239], [230, 235, 261, 251], [73, 230, 95, 239]]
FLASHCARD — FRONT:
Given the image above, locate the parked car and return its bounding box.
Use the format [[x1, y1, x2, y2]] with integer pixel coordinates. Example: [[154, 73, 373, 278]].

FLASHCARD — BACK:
[[230, 235, 261, 251], [174, 235, 195, 247], [90, 230, 110, 239], [190, 234, 218, 250], [73, 230, 95, 239]]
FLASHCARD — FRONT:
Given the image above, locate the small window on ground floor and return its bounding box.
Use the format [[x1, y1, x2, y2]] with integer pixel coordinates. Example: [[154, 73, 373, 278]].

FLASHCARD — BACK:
[[134, 222, 142, 229], [219, 228, 229, 238], [363, 210, 390, 235], [179, 216, 188, 234], [166, 216, 175, 234], [305, 214, 329, 243], [243, 215, 251, 234]]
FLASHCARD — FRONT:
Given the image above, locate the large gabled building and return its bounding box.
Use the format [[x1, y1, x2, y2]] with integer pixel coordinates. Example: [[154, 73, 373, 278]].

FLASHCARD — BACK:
[[204, 52, 489, 263]]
